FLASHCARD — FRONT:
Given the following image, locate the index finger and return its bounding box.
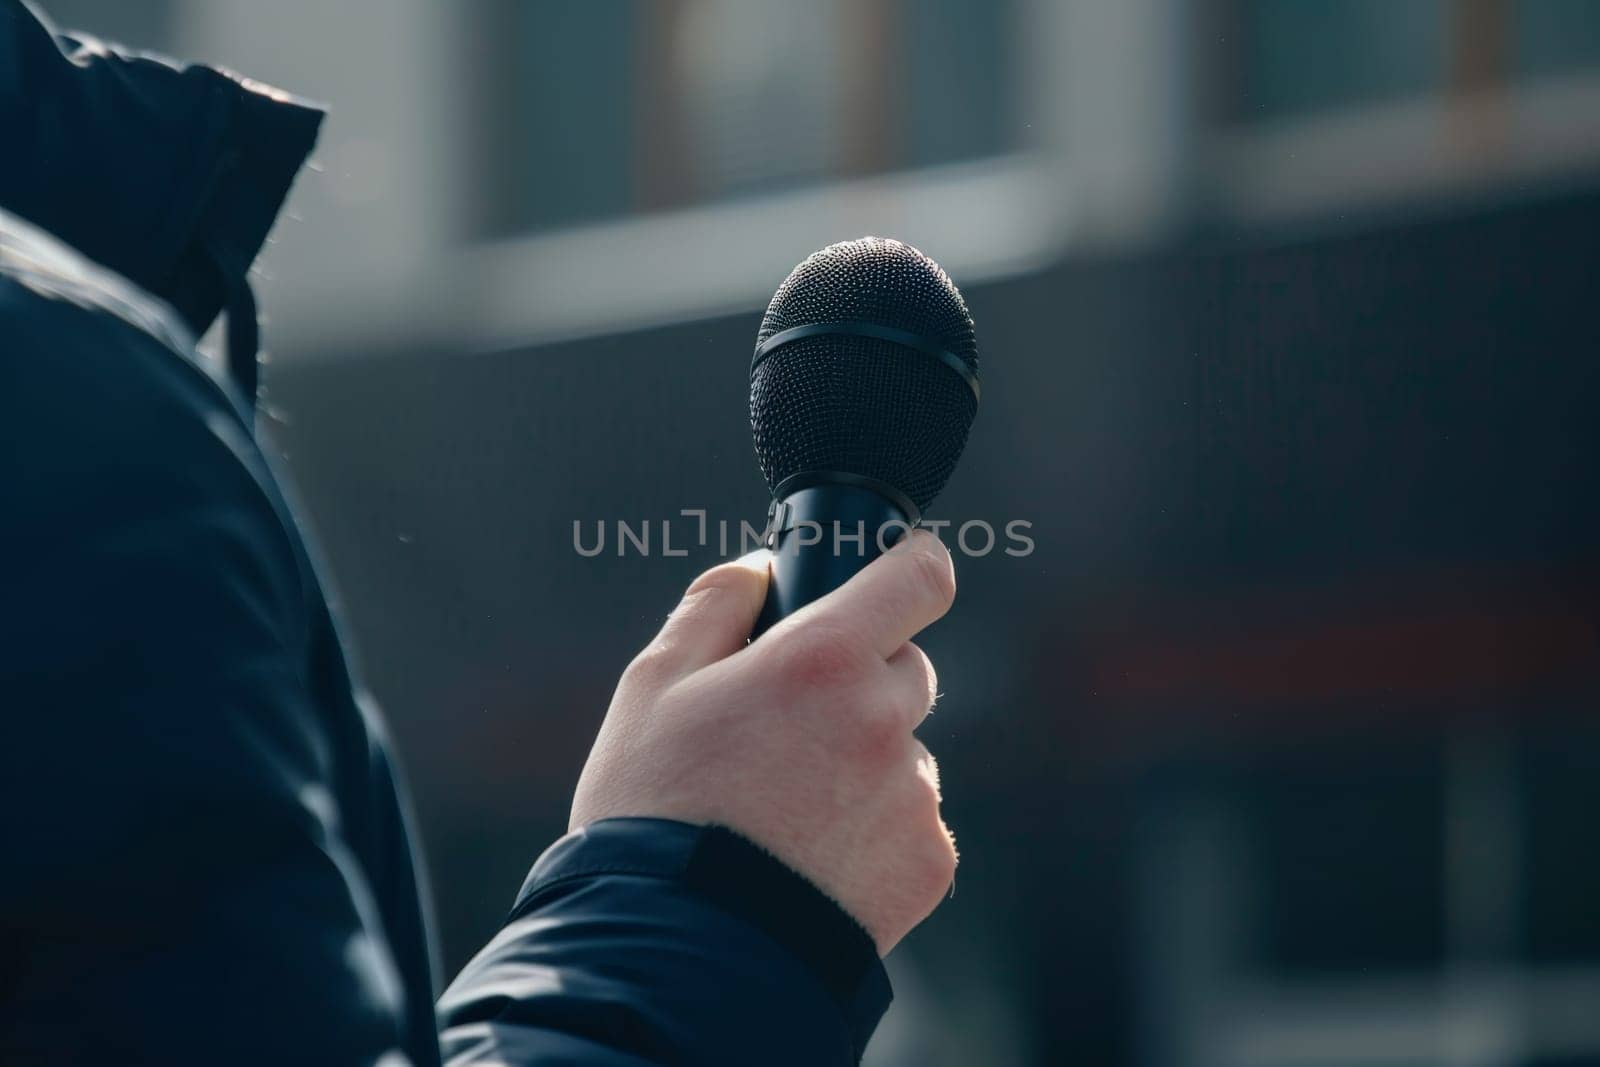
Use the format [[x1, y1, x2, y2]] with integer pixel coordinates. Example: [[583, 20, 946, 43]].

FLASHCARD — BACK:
[[809, 529, 956, 659]]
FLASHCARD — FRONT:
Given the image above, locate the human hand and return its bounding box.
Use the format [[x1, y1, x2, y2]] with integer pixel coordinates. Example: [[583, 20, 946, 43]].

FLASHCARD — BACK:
[[569, 530, 958, 954]]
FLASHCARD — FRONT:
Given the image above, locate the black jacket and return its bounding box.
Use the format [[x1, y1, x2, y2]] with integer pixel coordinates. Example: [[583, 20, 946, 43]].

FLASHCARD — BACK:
[[0, 3, 890, 1062]]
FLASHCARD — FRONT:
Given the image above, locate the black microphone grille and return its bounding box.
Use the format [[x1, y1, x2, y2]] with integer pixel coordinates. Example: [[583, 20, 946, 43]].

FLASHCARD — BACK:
[[750, 237, 980, 514]]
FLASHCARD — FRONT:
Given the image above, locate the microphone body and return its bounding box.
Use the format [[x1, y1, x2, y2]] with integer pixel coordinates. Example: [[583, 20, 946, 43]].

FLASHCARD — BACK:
[[752, 483, 912, 636]]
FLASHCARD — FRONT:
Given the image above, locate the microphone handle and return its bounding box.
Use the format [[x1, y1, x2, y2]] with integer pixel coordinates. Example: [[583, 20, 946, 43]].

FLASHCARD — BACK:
[[751, 483, 913, 638]]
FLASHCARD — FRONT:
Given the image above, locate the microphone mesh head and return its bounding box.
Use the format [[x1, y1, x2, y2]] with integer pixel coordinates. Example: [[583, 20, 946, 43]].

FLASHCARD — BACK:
[[750, 237, 979, 512]]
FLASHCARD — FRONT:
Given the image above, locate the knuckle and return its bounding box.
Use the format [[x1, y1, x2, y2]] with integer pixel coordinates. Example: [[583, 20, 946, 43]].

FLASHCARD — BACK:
[[621, 642, 675, 689], [781, 625, 871, 690], [853, 702, 908, 763], [685, 560, 760, 600], [902, 781, 957, 888], [908, 537, 957, 606], [892, 675, 931, 728], [915, 828, 959, 890], [907, 643, 938, 707]]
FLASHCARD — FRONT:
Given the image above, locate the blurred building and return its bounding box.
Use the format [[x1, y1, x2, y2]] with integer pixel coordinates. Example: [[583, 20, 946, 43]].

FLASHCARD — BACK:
[[32, 2, 1600, 1065]]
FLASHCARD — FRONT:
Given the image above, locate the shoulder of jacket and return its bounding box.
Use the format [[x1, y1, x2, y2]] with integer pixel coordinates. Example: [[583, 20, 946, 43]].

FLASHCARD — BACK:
[[0, 207, 199, 362], [0, 206, 259, 427]]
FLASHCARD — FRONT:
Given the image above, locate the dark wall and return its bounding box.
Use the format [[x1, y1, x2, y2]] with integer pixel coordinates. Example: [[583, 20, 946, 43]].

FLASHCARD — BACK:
[[267, 187, 1600, 1063]]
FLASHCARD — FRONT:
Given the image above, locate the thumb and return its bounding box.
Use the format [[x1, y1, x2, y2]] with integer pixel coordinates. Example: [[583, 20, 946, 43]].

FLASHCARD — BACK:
[[643, 551, 771, 680]]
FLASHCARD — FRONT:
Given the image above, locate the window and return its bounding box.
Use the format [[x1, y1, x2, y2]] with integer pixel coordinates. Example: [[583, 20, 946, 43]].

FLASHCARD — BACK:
[[1228, 0, 1446, 122], [469, 0, 1020, 239], [1514, 0, 1600, 81], [1219, 0, 1600, 128]]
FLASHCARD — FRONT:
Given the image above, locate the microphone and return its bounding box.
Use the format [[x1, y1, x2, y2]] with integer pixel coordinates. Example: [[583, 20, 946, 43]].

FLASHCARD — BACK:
[[749, 237, 981, 636]]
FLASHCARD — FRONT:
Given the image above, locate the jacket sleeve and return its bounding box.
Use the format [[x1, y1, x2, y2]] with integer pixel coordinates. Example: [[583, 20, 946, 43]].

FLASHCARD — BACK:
[[438, 819, 892, 1067], [0, 293, 433, 1065]]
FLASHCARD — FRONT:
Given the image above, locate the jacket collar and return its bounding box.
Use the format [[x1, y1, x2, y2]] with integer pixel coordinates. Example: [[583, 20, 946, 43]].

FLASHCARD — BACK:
[[0, 0, 324, 341]]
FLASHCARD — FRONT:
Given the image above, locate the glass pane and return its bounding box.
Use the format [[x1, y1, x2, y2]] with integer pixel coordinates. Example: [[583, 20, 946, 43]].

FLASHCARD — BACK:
[[904, 0, 1019, 168], [509, 1, 638, 233], [1514, 0, 1600, 80], [1524, 724, 1600, 963], [1235, 0, 1445, 122], [489, 0, 1020, 237], [1243, 746, 1446, 973]]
